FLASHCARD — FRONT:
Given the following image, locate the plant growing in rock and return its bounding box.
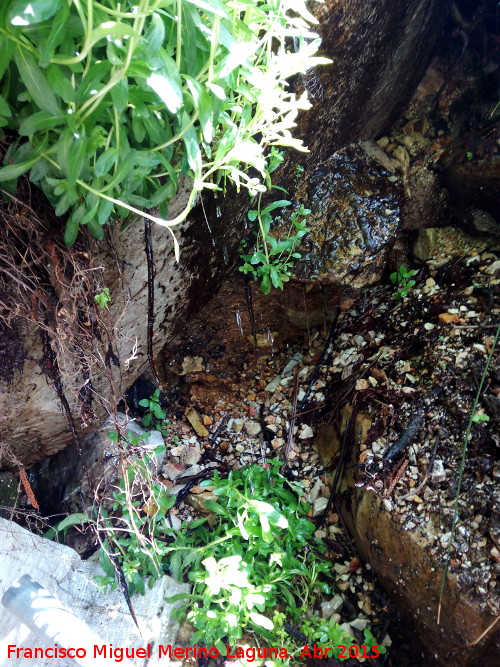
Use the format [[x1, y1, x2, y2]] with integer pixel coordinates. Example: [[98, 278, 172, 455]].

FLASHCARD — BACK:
[[390, 264, 417, 300], [0, 0, 330, 253], [239, 197, 311, 294]]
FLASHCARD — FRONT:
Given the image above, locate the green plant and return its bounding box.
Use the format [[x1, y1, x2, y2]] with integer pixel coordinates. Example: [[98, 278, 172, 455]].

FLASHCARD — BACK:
[[94, 287, 111, 308], [138, 388, 169, 434], [389, 264, 417, 300], [47, 458, 386, 660], [0, 0, 330, 252], [471, 412, 489, 423], [239, 197, 311, 294]]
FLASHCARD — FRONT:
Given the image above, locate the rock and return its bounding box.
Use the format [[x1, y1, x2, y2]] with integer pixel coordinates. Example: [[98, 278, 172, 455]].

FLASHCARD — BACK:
[[293, 0, 447, 171], [438, 312, 460, 325], [185, 491, 216, 515], [313, 497, 328, 517], [299, 424, 314, 439], [180, 356, 204, 375], [413, 228, 437, 261], [321, 594, 344, 619], [171, 445, 202, 467], [0, 517, 189, 666], [163, 462, 187, 481], [430, 459, 446, 484], [339, 479, 499, 666], [484, 260, 500, 276], [401, 167, 451, 231], [287, 144, 402, 288], [309, 478, 323, 504], [244, 421, 262, 437], [0, 176, 248, 469], [185, 408, 209, 438]]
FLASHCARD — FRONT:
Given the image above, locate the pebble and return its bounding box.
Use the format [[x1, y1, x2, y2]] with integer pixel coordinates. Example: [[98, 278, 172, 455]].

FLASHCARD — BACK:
[[312, 497, 328, 516], [299, 424, 314, 439], [244, 420, 262, 436]]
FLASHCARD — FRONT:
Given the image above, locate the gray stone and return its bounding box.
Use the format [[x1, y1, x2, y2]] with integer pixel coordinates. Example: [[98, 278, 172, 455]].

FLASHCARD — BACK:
[[413, 228, 437, 262]]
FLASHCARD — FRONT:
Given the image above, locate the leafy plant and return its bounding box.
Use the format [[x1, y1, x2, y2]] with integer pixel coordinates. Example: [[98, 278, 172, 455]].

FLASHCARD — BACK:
[[138, 388, 168, 433], [239, 197, 311, 294], [0, 0, 330, 253], [46, 457, 386, 660], [390, 264, 417, 300], [94, 287, 111, 309], [300, 616, 357, 657]]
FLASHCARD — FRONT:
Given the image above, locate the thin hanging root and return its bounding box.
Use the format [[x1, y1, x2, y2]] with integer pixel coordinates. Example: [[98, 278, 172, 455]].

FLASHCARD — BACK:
[[18, 467, 39, 511], [448, 615, 500, 654]]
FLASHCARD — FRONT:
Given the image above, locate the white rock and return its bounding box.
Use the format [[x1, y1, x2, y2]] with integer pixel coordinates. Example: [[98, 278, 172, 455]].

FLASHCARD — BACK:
[[321, 594, 343, 619], [313, 497, 328, 516], [430, 458, 446, 483], [299, 424, 314, 439]]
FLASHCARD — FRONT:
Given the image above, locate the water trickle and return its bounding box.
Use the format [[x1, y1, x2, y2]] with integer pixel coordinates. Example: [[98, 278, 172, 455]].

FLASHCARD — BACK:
[[244, 278, 258, 346], [216, 205, 222, 218], [235, 310, 244, 336], [265, 327, 275, 357], [223, 244, 229, 265]]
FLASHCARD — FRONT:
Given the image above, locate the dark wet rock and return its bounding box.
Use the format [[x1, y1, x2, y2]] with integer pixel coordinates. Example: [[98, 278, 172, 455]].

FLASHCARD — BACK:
[[401, 166, 451, 231], [439, 141, 500, 227], [289, 143, 402, 287]]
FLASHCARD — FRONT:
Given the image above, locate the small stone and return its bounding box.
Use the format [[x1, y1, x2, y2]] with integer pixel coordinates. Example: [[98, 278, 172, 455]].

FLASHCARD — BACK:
[[185, 407, 209, 438], [299, 424, 314, 439], [438, 312, 460, 325], [163, 462, 186, 481], [484, 260, 500, 275], [423, 322, 435, 331], [231, 419, 244, 433], [244, 421, 262, 436], [271, 437, 284, 450], [430, 459, 446, 483], [321, 595, 343, 619], [180, 356, 204, 375], [413, 228, 437, 261], [312, 497, 328, 516], [202, 414, 213, 426], [490, 547, 500, 563], [355, 379, 370, 391]]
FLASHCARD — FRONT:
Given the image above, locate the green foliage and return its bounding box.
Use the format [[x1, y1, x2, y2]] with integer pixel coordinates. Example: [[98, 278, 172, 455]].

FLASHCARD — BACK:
[[239, 197, 311, 294], [138, 388, 169, 434], [94, 287, 111, 308], [300, 616, 355, 658], [0, 0, 329, 252], [471, 412, 489, 423], [45, 455, 387, 660], [389, 264, 417, 300]]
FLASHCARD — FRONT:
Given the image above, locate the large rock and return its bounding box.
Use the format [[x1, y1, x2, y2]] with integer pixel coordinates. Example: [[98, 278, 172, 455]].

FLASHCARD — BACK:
[[288, 142, 402, 287], [0, 517, 190, 667]]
